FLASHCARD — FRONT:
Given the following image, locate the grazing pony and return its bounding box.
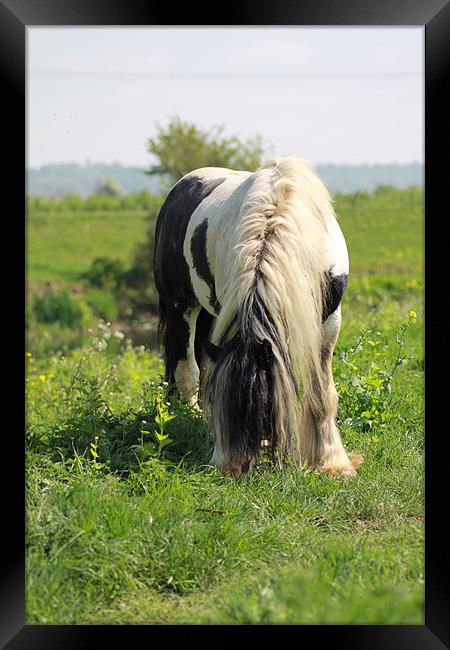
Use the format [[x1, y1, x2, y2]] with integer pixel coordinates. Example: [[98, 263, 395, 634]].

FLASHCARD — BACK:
[[153, 157, 362, 478]]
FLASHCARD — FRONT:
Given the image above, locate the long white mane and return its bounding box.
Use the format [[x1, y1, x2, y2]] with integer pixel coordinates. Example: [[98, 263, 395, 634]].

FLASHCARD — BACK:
[[208, 157, 336, 459]]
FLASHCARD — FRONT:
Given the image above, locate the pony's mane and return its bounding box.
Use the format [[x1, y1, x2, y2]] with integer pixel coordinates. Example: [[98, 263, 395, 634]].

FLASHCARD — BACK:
[[206, 157, 336, 463]]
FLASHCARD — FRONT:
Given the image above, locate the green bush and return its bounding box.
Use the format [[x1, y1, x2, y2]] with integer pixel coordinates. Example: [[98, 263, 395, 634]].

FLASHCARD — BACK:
[[81, 257, 125, 289], [33, 290, 83, 328], [335, 311, 417, 439]]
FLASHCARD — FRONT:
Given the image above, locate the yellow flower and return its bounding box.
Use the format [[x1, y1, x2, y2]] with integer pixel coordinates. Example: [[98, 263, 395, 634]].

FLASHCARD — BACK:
[[38, 374, 46, 382], [409, 310, 417, 322], [25, 351, 32, 358]]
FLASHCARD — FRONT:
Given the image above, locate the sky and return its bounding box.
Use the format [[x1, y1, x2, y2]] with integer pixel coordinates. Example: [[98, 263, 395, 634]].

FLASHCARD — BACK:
[[27, 27, 423, 169]]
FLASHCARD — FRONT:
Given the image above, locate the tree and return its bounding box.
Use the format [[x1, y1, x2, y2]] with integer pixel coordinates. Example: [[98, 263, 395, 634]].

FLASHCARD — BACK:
[[94, 177, 123, 197], [146, 116, 270, 184], [121, 118, 271, 319]]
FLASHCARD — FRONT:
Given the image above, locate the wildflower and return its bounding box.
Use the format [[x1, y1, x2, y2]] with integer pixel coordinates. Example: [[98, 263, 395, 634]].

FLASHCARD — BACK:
[[113, 331, 125, 340], [409, 310, 417, 322], [25, 351, 32, 358], [38, 374, 46, 382]]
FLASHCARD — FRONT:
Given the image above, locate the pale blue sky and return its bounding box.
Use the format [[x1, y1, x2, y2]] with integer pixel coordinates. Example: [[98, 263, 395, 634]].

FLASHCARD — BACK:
[[27, 27, 423, 168]]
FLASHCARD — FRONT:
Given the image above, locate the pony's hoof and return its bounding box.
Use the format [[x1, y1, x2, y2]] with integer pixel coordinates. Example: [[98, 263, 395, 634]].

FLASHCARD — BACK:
[[220, 463, 242, 479], [318, 454, 363, 479], [350, 453, 364, 470], [322, 465, 356, 479]]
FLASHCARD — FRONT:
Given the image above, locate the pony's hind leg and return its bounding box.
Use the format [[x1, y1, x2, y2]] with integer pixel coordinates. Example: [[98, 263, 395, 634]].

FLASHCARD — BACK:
[[193, 307, 214, 408], [162, 303, 201, 407], [299, 308, 363, 478]]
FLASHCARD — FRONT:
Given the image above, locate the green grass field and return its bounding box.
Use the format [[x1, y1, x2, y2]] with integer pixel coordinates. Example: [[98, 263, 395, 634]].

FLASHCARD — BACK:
[[27, 210, 148, 284], [26, 186, 424, 624]]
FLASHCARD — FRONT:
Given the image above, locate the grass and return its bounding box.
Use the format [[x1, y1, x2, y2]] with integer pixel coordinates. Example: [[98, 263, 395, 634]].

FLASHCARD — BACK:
[[25, 186, 424, 624], [27, 210, 148, 284], [27, 187, 423, 286], [336, 187, 423, 277]]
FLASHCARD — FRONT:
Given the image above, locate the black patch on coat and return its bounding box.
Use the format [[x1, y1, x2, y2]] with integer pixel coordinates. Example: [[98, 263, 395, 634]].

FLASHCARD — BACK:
[[153, 174, 226, 381], [322, 270, 348, 322], [190, 218, 221, 314], [194, 307, 214, 368], [154, 174, 226, 314]]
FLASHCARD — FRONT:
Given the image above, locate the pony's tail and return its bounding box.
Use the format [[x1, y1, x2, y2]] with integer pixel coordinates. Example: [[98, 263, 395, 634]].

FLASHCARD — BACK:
[[157, 296, 167, 350], [216, 157, 333, 460]]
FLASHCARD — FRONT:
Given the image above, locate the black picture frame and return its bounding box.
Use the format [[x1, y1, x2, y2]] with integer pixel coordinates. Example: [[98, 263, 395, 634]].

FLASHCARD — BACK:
[[2, 0, 448, 647]]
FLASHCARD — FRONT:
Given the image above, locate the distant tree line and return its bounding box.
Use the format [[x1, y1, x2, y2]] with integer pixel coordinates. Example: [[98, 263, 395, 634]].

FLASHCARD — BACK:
[[28, 117, 423, 199]]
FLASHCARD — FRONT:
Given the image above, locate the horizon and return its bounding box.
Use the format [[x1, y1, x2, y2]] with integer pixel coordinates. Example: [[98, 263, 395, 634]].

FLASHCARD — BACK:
[[27, 159, 424, 198], [28, 159, 424, 171]]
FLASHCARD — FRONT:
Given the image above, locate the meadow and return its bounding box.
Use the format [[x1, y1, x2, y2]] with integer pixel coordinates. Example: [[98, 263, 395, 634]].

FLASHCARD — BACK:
[[26, 185, 424, 624]]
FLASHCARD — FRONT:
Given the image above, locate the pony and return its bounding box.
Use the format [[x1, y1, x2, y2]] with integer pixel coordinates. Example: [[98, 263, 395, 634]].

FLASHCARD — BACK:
[[153, 157, 363, 478]]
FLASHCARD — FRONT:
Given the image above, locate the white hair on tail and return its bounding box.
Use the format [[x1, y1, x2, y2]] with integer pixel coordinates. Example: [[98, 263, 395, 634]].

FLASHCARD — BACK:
[[210, 157, 336, 461]]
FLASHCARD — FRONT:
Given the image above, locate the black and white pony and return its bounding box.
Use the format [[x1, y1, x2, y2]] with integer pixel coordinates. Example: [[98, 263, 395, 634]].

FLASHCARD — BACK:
[[153, 157, 362, 478]]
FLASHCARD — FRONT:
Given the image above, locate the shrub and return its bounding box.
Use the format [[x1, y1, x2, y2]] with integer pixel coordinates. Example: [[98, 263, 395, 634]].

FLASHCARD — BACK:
[[33, 290, 83, 328], [94, 178, 123, 197], [81, 257, 125, 289], [335, 311, 417, 436]]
